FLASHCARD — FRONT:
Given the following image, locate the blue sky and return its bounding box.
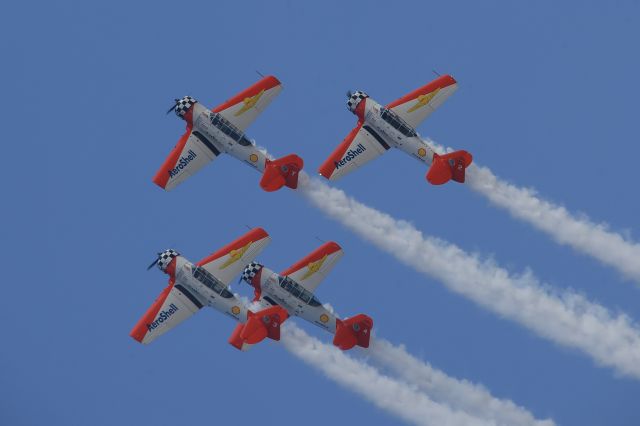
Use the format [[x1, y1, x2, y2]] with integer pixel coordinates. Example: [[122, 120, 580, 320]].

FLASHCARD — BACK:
[[2, 1, 640, 425]]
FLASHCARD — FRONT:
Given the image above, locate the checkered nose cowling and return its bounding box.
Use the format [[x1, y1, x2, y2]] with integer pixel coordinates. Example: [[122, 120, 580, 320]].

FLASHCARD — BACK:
[[157, 249, 180, 271], [241, 262, 264, 286], [347, 91, 368, 113], [174, 96, 197, 118]]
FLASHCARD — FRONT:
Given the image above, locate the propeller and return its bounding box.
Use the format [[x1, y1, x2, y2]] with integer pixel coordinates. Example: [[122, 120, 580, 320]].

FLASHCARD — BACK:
[[346, 90, 353, 99], [147, 252, 162, 270], [166, 98, 179, 115]]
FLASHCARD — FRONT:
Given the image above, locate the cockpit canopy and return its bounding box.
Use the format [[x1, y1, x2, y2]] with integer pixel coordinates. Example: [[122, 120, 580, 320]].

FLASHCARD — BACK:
[[174, 96, 198, 118], [278, 276, 322, 307], [380, 107, 417, 137], [209, 112, 253, 146], [347, 90, 368, 113]]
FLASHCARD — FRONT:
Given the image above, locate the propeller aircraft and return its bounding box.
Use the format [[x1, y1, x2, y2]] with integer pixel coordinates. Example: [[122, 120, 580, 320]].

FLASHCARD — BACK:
[[318, 75, 473, 185], [238, 241, 373, 351], [155, 76, 303, 192]]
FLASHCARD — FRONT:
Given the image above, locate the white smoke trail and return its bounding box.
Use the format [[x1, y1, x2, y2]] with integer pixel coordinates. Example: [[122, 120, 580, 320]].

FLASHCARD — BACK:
[[428, 139, 640, 284], [466, 164, 640, 282], [281, 324, 495, 426], [367, 338, 554, 426], [296, 173, 640, 379], [242, 295, 555, 426]]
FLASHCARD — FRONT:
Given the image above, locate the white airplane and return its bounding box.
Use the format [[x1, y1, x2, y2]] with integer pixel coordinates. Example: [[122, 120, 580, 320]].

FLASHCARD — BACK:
[[130, 228, 288, 349], [155, 75, 303, 192], [318, 75, 473, 185], [238, 241, 373, 351]]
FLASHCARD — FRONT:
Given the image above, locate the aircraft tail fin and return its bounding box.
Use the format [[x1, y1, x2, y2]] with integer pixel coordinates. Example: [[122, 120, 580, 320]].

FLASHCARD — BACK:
[[228, 306, 289, 351], [260, 154, 304, 192], [426, 150, 473, 185], [333, 314, 373, 350]]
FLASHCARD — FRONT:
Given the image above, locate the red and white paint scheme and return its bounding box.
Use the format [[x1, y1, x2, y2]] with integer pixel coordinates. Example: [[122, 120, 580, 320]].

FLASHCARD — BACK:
[[318, 75, 473, 185], [154, 76, 303, 192], [239, 241, 373, 351], [130, 228, 289, 350]]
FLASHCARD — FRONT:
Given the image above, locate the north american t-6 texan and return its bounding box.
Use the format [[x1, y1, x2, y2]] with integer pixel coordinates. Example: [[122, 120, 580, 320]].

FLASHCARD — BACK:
[[155, 76, 303, 192], [130, 228, 373, 351], [318, 75, 473, 185]]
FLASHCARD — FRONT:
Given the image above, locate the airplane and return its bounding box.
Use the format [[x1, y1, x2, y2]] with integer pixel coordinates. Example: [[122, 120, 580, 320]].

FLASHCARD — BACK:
[[154, 75, 304, 192], [318, 75, 473, 185], [130, 228, 289, 349], [238, 241, 373, 351]]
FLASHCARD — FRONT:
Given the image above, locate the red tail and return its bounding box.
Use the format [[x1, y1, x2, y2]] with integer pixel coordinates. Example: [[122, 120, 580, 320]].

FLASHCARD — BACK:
[[426, 150, 473, 185], [333, 314, 373, 350], [228, 306, 289, 351], [260, 154, 304, 192]]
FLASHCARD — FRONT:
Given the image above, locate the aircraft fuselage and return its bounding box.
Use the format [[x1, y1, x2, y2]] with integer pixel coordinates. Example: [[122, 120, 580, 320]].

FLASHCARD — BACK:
[[360, 97, 438, 167], [189, 103, 270, 173], [256, 267, 338, 334], [172, 255, 250, 322]]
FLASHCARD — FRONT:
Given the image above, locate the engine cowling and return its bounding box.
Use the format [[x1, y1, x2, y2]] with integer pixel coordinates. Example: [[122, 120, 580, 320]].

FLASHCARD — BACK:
[[157, 249, 180, 274], [346, 90, 368, 120], [241, 262, 266, 301], [173, 96, 198, 120]]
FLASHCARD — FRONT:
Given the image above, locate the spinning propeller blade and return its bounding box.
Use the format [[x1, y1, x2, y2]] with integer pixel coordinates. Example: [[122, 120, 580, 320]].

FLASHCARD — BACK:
[[147, 253, 161, 270], [166, 99, 179, 115]]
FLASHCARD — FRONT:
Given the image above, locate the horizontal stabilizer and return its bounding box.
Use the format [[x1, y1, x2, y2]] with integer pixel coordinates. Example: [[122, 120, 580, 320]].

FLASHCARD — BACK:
[[426, 150, 473, 185], [228, 306, 289, 350], [333, 314, 373, 350], [260, 154, 304, 192]]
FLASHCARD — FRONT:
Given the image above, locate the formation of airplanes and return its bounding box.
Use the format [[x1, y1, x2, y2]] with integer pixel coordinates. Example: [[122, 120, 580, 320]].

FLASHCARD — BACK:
[[131, 228, 372, 351], [132, 73, 472, 351]]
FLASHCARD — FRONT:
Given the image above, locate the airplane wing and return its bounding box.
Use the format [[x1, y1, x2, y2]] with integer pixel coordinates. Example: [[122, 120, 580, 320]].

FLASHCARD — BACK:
[[153, 129, 221, 191], [386, 75, 458, 129], [212, 75, 283, 132], [317, 123, 391, 181], [130, 282, 203, 344], [280, 241, 344, 293], [196, 227, 271, 286]]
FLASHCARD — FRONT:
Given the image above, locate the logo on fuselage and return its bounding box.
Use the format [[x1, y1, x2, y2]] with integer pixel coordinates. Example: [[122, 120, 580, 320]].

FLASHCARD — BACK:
[[147, 304, 179, 332], [334, 143, 366, 169], [168, 150, 197, 178], [319, 314, 329, 323]]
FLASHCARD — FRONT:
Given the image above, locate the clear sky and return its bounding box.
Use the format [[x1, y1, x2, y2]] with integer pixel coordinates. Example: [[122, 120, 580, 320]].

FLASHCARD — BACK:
[[2, 1, 639, 425]]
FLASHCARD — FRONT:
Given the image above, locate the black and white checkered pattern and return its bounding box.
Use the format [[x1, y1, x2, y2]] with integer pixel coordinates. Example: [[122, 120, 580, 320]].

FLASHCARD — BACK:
[[346, 91, 368, 112], [241, 262, 263, 284], [157, 249, 180, 271], [175, 96, 197, 117]]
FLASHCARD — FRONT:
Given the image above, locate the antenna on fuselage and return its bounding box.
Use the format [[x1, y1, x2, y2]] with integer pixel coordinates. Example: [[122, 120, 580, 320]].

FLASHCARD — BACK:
[[255, 70, 265, 78], [244, 224, 253, 230], [432, 69, 441, 77], [314, 236, 326, 243]]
